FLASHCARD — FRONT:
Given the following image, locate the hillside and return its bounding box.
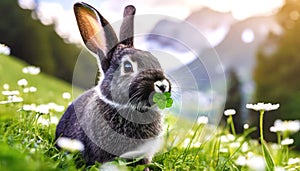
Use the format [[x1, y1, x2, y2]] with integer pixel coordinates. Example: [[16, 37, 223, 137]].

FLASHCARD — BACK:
[[0, 54, 82, 117]]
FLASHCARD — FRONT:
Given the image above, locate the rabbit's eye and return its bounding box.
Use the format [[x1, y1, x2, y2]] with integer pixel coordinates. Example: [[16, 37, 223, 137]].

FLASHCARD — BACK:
[[124, 61, 133, 73]]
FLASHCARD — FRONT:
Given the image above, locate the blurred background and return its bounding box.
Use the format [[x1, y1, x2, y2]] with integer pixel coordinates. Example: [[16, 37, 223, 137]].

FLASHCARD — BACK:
[[1, 0, 300, 148]]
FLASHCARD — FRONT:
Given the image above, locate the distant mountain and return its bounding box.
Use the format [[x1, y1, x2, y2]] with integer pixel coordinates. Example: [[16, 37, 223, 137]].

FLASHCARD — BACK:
[[147, 7, 235, 51], [147, 7, 280, 87]]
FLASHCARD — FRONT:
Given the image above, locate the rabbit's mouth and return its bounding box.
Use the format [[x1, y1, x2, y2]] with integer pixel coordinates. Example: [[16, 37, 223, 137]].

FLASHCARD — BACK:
[[128, 91, 159, 113], [127, 70, 171, 112], [129, 95, 152, 113], [134, 104, 150, 113]]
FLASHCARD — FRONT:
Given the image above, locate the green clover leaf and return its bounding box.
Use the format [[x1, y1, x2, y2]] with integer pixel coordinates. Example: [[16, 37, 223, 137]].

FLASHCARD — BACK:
[[153, 92, 173, 109]]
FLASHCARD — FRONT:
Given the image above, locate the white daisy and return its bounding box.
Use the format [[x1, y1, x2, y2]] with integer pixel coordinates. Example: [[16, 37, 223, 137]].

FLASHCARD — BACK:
[[57, 137, 84, 152], [224, 109, 236, 116], [17, 78, 28, 87], [3, 84, 9, 90], [281, 138, 294, 146], [287, 157, 300, 165], [22, 104, 37, 111], [246, 155, 266, 171], [0, 44, 10, 55], [2, 90, 20, 96], [22, 66, 40, 75], [62, 92, 71, 100], [197, 116, 208, 124], [235, 156, 247, 166], [246, 102, 279, 111], [270, 119, 300, 134], [243, 123, 249, 129]]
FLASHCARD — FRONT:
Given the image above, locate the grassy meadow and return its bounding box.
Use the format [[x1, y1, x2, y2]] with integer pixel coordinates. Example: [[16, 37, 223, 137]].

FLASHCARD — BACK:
[[0, 54, 299, 171]]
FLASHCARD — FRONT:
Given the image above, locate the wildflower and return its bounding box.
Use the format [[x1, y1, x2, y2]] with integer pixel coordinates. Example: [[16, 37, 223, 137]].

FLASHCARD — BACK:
[[224, 109, 236, 116], [246, 152, 254, 158], [23, 88, 29, 93], [247, 155, 266, 171], [270, 126, 280, 133], [0, 44, 10, 55], [246, 102, 279, 111], [235, 156, 247, 166], [275, 167, 286, 171], [197, 116, 208, 124], [0, 101, 8, 104], [229, 142, 240, 149], [3, 84, 9, 90], [241, 142, 249, 152], [22, 66, 40, 75], [53, 103, 66, 112], [1, 95, 23, 104], [23, 86, 37, 93], [2, 90, 19, 96], [29, 148, 36, 154], [29, 86, 37, 92], [10, 96, 23, 103], [189, 130, 195, 136], [37, 117, 48, 125], [17, 78, 28, 87], [270, 119, 300, 134], [243, 123, 249, 129], [56, 137, 84, 152], [23, 103, 65, 114], [224, 109, 237, 135], [182, 138, 190, 148], [100, 163, 122, 171], [54, 105, 65, 112], [281, 138, 294, 146], [220, 134, 235, 143], [270, 144, 280, 151], [37, 116, 58, 126], [247, 102, 279, 166], [219, 148, 229, 153], [35, 104, 50, 114], [62, 92, 71, 100], [47, 102, 65, 112], [193, 142, 201, 148], [50, 116, 59, 125], [287, 157, 300, 165], [22, 104, 36, 111]]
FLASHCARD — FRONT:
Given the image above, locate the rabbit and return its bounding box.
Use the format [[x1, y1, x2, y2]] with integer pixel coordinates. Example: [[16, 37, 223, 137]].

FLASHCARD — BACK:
[[55, 1, 171, 168]]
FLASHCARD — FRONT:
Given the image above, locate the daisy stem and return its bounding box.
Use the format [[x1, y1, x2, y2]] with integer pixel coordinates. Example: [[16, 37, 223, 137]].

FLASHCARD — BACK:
[[229, 115, 236, 136], [259, 110, 265, 142], [277, 132, 281, 145]]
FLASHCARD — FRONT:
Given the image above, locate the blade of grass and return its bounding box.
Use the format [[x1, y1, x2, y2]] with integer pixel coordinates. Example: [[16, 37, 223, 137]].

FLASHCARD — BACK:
[[262, 140, 275, 171], [210, 133, 221, 168]]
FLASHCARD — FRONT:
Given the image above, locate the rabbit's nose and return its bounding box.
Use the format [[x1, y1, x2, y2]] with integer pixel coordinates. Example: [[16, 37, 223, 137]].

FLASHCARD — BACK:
[[154, 79, 170, 93]]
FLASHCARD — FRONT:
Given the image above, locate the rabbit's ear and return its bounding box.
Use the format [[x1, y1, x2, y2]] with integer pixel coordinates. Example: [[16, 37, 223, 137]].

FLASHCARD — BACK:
[[74, 2, 118, 56], [119, 5, 136, 47]]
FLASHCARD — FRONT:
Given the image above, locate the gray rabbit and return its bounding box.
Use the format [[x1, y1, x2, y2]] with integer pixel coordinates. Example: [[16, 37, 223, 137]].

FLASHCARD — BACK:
[[56, 2, 171, 167]]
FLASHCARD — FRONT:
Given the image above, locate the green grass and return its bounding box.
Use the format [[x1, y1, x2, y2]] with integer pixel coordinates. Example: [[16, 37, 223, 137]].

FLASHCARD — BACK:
[[0, 54, 81, 118], [0, 54, 300, 171]]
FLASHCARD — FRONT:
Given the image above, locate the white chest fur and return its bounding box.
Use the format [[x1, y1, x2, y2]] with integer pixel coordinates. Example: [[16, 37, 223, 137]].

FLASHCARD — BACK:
[[120, 135, 163, 159]]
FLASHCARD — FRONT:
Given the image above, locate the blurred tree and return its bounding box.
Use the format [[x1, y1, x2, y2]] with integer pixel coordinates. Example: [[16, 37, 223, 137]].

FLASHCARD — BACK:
[[253, 0, 300, 148], [222, 68, 243, 134], [0, 0, 81, 84]]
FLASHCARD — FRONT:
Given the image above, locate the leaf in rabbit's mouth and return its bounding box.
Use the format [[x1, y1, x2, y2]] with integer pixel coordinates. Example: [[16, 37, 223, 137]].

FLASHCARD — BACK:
[[152, 92, 173, 109]]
